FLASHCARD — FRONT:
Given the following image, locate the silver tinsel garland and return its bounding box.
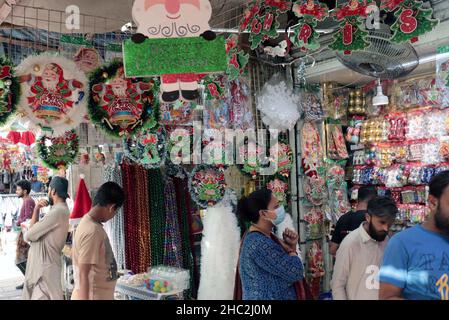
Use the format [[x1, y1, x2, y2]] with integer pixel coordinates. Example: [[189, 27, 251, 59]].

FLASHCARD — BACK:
[[103, 165, 126, 270]]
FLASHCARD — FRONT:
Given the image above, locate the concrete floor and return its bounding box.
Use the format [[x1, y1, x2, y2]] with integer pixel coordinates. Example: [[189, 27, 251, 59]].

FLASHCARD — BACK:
[[0, 230, 24, 300]]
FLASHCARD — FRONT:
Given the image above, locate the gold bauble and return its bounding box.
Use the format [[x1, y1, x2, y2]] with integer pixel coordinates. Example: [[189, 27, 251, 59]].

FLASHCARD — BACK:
[[355, 97, 362, 105], [350, 99, 355, 106], [355, 88, 363, 96], [33, 64, 40, 72], [102, 72, 109, 78]]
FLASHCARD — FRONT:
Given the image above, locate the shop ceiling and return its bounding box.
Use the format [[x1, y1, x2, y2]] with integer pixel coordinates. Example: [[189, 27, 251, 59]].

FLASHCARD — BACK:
[[1, 0, 449, 85]]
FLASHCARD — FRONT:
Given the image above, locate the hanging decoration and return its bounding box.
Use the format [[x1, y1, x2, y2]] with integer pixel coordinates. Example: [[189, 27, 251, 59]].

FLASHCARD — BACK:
[[238, 141, 267, 179], [257, 73, 302, 132], [230, 78, 254, 131], [0, 57, 19, 127], [307, 241, 325, 300], [203, 75, 227, 100], [324, 164, 351, 224], [301, 122, 324, 172], [267, 178, 289, 206], [291, 0, 329, 52], [436, 46, 449, 108], [123, 126, 167, 169], [304, 207, 324, 239], [270, 141, 293, 178], [73, 47, 102, 74], [37, 130, 79, 170], [189, 165, 227, 208], [89, 59, 159, 137], [129, 0, 225, 103], [225, 35, 249, 81], [160, 100, 196, 126], [329, 0, 370, 55], [381, 0, 439, 44], [203, 98, 232, 129], [16, 54, 88, 135], [326, 123, 349, 160], [240, 1, 283, 50]]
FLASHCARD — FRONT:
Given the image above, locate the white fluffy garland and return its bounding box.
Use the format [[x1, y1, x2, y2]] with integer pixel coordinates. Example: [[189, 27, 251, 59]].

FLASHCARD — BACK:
[[257, 74, 302, 132], [197, 204, 241, 300], [15, 53, 88, 136]]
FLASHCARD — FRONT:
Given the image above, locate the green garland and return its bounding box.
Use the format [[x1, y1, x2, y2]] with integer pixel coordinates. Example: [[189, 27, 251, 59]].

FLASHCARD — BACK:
[[88, 59, 160, 138], [37, 130, 79, 170], [0, 57, 20, 126]]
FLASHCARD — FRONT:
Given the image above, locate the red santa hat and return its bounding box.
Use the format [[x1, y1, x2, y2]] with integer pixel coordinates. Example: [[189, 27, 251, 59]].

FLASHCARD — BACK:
[[70, 174, 92, 224]]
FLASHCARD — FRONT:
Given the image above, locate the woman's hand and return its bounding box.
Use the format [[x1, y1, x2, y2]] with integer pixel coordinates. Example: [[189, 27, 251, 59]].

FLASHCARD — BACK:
[[283, 228, 299, 251]]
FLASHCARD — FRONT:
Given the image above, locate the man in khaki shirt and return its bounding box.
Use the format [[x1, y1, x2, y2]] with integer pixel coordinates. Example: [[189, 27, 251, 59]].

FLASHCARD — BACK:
[[331, 196, 398, 300], [22, 177, 70, 300], [71, 182, 124, 300]]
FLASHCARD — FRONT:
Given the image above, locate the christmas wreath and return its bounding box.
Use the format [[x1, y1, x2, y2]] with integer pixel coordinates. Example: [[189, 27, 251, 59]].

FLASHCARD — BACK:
[[88, 59, 160, 137], [238, 140, 269, 179], [267, 178, 289, 207], [37, 130, 79, 170], [270, 141, 293, 178], [0, 57, 20, 127], [189, 164, 227, 208], [123, 125, 167, 169], [15, 54, 88, 136]]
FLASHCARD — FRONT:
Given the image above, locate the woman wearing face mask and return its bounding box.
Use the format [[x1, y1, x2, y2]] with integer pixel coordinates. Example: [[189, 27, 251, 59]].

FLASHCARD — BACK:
[[234, 189, 305, 300]]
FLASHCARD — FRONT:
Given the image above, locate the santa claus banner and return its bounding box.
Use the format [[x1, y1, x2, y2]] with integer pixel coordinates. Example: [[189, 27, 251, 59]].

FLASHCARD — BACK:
[[126, 0, 227, 103], [15, 54, 88, 136]]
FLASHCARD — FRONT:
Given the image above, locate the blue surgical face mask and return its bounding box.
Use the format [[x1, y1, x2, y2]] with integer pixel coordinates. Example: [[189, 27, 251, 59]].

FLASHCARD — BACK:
[[271, 206, 286, 226]]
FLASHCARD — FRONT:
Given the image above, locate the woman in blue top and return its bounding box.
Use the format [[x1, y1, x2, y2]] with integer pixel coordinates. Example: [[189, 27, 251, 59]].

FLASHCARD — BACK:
[[235, 189, 304, 300]]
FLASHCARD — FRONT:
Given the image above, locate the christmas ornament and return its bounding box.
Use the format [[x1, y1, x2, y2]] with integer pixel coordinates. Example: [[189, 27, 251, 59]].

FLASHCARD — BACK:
[[291, 0, 329, 52], [37, 130, 79, 170], [381, 0, 439, 44], [267, 178, 289, 206], [0, 58, 19, 127], [270, 141, 293, 178], [203, 74, 226, 100], [230, 78, 254, 131], [189, 165, 227, 208], [225, 35, 249, 81], [73, 47, 102, 74], [16, 54, 88, 136], [329, 0, 371, 55], [304, 207, 324, 239], [160, 100, 196, 126], [123, 126, 167, 169], [307, 241, 325, 300], [89, 59, 159, 137]]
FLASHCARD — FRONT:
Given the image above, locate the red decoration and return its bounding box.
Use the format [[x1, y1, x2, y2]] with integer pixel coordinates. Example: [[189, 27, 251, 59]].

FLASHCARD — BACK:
[[19, 131, 35, 146], [6, 131, 21, 144], [70, 176, 92, 220], [0, 65, 12, 79], [343, 22, 354, 45], [380, 0, 405, 11], [399, 8, 417, 34]]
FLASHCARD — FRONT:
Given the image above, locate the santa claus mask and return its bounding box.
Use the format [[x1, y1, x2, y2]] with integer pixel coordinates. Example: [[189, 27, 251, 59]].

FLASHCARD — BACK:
[[42, 64, 61, 90], [132, 0, 212, 38]]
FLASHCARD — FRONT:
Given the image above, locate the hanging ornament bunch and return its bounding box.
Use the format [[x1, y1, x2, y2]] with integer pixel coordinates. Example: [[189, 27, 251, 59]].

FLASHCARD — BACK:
[[37, 130, 79, 170], [329, 0, 371, 55], [381, 0, 439, 44], [89, 59, 159, 137], [240, 1, 291, 50], [291, 0, 329, 52], [0, 58, 19, 126]]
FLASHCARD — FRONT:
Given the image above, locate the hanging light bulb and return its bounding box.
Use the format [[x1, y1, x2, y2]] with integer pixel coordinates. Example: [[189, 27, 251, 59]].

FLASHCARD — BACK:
[[372, 78, 389, 106]]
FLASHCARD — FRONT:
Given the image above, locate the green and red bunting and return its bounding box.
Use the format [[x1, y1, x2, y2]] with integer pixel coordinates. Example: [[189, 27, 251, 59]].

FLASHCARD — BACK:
[[291, 0, 329, 52], [329, 0, 371, 55], [226, 35, 249, 81], [240, 1, 281, 50], [381, 0, 439, 44]]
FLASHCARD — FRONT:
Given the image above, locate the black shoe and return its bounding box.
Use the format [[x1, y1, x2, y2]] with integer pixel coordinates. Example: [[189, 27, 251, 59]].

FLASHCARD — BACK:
[[16, 283, 23, 290], [131, 33, 147, 44], [161, 91, 180, 103], [181, 90, 199, 101]]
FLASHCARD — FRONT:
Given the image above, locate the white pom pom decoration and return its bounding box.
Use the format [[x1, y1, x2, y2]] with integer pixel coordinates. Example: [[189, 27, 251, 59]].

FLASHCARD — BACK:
[[257, 74, 302, 132]]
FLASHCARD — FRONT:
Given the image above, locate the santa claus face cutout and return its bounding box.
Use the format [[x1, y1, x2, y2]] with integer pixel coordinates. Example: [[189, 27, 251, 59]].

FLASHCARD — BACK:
[[131, 0, 216, 103], [16, 54, 88, 137], [132, 0, 212, 39], [74, 48, 102, 74]]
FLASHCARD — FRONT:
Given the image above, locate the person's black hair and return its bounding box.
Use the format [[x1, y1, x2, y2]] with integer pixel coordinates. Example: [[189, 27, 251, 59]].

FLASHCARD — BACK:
[[93, 182, 125, 208], [358, 186, 378, 202], [367, 196, 398, 219], [237, 189, 272, 223], [16, 180, 31, 195], [429, 170, 449, 199]]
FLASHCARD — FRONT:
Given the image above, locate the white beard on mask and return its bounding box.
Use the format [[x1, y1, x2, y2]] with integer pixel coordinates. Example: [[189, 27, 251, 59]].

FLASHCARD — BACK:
[[43, 78, 58, 91]]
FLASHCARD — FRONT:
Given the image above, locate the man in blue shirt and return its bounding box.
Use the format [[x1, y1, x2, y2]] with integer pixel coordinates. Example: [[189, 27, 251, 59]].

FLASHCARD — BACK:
[[379, 171, 449, 300], [30, 176, 44, 193]]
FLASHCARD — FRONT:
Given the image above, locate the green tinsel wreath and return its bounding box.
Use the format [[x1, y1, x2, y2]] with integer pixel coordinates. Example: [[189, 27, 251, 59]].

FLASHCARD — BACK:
[[189, 164, 227, 208], [88, 59, 160, 138], [0, 57, 20, 127], [37, 130, 79, 170]]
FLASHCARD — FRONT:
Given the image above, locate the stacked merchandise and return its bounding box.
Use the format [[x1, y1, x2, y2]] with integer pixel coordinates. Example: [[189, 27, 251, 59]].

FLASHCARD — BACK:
[[347, 76, 449, 233]]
